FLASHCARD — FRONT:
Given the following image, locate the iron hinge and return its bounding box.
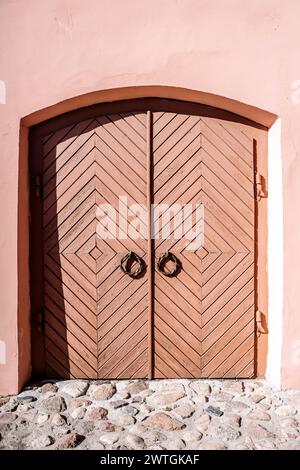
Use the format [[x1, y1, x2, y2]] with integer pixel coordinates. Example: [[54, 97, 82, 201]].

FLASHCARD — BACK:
[[36, 308, 45, 334], [255, 172, 267, 201], [34, 174, 43, 198], [256, 309, 267, 337]]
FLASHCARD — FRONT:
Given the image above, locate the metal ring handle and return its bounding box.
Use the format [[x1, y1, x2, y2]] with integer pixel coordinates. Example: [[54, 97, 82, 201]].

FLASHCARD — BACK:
[[120, 251, 145, 278], [157, 251, 181, 277]]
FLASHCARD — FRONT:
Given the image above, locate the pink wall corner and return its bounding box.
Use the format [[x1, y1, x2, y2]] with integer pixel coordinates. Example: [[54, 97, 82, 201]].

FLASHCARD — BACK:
[[1, 0, 300, 393]]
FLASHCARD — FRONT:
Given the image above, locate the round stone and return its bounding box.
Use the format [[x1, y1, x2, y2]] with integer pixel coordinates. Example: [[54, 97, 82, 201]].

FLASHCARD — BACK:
[[110, 400, 127, 409], [232, 444, 253, 450], [97, 421, 122, 432], [194, 414, 211, 432], [280, 417, 298, 428], [2, 400, 18, 412], [182, 430, 203, 442], [173, 404, 195, 418], [87, 441, 105, 450], [40, 396, 66, 414], [166, 439, 186, 450], [99, 433, 120, 445], [57, 432, 84, 449], [147, 391, 185, 407], [22, 410, 37, 423], [286, 392, 300, 406], [126, 434, 145, 448], [123, 405, 139, 416], [41, 383, 58, 394], [211, 392, 233, 403], [112, 413, 136, 427], [258, 402, 271, 410], [212, 424, 241, 441], [31, 435, 54, 449], [197, 441, 227, 450], [222, 381, 243, 393], [61, 381, 89, 398], [0, 412, 17, 424], [0, 397, 10, 407], [249, 394, 266, 403], [139, 403, 153, 414], [193, 394, 208, 404], [131, 395, 144, 404], [71, 407, 86, 419], [91, 384, 116, 401], [254, 440, 277, 450], [275, 405, 297, 417], [36, 413, 49, 425], [221, 414, 241, 427], [244, 423, 274, 440], [144, 413, 185, 431], [74, 421, 95, 435], [86, 407, 108, 420], [247, 409, 271, 421], [206, 405, 224, 417], [190, 382, 211, 395], [116, 391, 130, 400], [281, 428, 299, 439], [225, 401, 250, 413], [18, 403, 33, 412], [52, 413, 66, 426], [125, 381, 148, 395], [70, 398, 91, 410], [271, 396, 283, 406], [16, 396, 36, 404]]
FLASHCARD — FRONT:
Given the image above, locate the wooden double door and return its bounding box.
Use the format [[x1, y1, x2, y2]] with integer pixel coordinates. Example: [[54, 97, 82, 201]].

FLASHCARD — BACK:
[[30, 99, 267, 379]]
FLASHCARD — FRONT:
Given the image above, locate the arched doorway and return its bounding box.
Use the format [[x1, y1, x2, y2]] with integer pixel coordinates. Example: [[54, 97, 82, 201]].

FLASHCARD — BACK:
[[29, 97, 268, 379]]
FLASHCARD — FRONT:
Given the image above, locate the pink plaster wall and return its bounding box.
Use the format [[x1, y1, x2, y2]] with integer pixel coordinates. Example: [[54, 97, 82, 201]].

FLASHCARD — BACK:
[[1, 0, 300, 394]]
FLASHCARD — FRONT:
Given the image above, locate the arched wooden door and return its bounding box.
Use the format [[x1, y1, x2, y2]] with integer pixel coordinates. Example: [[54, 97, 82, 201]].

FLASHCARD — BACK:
[[30, 99, 267, 379]]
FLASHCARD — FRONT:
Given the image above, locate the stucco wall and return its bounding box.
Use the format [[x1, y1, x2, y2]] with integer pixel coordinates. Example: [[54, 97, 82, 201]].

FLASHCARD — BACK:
[[1, 0, 300, 394]]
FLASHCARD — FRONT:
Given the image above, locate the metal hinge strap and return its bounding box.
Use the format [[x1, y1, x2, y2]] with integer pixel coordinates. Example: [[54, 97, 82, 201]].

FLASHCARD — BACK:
[[255, 172, 267, 201], [37, 308, 45, 334], [35, 174, 43, 198], [256, 309, 267, 337]]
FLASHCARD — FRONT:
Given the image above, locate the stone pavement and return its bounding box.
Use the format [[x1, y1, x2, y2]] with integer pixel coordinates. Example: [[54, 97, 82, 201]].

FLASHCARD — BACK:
[[1, 379, 300, 450]]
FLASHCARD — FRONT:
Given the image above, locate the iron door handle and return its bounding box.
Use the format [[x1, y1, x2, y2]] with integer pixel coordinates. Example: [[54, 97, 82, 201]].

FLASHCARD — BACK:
[[120, 251, 145, 278], [157, 251, 181, 277]]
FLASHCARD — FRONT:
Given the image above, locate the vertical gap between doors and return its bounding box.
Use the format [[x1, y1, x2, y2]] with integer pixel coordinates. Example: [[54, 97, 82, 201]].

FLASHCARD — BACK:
[[147, 110, 154, 379]]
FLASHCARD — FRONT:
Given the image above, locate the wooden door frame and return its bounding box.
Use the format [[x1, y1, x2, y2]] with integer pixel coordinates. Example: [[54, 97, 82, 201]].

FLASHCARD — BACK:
[[29, 97, 268, 378]]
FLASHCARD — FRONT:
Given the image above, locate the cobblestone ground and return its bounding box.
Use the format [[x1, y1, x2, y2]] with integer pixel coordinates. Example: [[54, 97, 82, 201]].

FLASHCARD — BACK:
[[1, 379, 300, 450]]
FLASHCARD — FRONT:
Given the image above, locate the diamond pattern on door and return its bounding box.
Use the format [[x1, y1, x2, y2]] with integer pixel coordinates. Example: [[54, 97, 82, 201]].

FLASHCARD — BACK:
[[31, 100, 266, 379], [42, 113, 148, 379], [152, 112, 202, 378], [152, 112, 256, 378]]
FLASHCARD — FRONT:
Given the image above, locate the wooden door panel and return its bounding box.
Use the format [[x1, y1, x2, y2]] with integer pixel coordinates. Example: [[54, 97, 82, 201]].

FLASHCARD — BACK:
[[152, 111, 202, 378], [200, 117, 256, 377], [43, 123, 98, 383], [94, 113, 148, 378], [152, 111, 257, 379], [42, 112, 148, 379]]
